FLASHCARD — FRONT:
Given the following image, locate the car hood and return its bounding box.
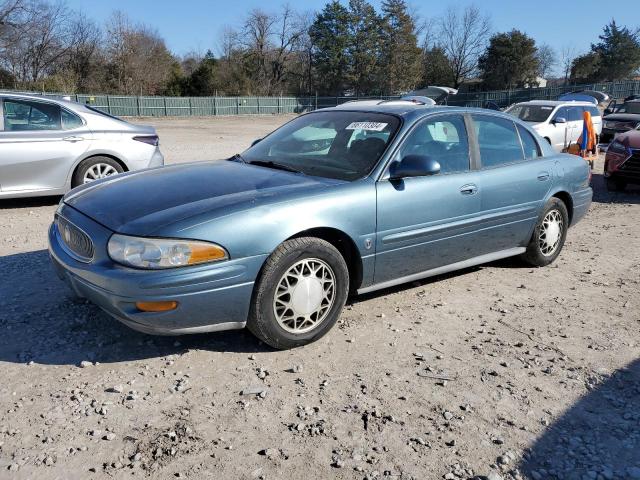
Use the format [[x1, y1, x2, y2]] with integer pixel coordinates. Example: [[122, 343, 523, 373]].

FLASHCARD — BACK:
[[64, 160, 342, 236]]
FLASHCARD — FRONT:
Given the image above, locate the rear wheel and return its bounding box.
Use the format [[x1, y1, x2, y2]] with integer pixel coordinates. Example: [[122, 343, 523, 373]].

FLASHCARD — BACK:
[[606, 177, 626, 192], [521, 198, 569, 267], [72, 156, 124, 187], [247, 237, 349, 349]]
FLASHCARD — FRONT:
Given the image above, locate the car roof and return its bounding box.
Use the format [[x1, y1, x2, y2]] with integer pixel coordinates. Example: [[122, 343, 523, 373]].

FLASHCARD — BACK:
[[0, 92, 82, 110], [320, 102, 526, 122], [513, 100, 597, 107]]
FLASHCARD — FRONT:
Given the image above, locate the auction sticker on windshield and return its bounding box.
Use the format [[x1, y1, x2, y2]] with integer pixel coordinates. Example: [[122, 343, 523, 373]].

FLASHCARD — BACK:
[[346, 122, 388, 131]]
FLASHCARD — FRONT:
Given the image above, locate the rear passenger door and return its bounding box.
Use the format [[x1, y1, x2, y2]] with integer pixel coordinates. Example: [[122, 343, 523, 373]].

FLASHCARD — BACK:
[[0, 98, 90, 193], [471, 114, 555, 252]]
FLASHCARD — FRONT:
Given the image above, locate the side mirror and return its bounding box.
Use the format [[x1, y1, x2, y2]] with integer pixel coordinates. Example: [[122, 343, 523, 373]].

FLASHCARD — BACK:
[[251, 138, 262, 147], [553, 117, 567, 124], [389, 155, 441, 180]]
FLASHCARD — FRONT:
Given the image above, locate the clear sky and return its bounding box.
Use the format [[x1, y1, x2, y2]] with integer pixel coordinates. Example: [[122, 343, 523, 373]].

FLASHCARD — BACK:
[[66, 0, 640, 75]]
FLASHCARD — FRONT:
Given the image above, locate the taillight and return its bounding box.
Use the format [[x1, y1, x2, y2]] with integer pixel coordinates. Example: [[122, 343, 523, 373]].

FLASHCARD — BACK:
[[133, 135, 159, 146]]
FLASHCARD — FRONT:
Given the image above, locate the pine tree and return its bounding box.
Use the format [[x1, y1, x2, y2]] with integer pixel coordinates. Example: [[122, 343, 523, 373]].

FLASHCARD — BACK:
[[591, 20, 640, 81], [309, 1, 351, 95], [378, 0, 422, 95], [478, 30, 540, 90], [346, 0, 381, 96]]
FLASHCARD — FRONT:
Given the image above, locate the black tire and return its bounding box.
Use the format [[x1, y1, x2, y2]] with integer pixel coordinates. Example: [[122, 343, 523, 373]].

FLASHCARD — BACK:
[[247, 237, 349, 349], [72, 156, 124, 188], [521, 198, 569, 267], [606, 177, 626, 192]]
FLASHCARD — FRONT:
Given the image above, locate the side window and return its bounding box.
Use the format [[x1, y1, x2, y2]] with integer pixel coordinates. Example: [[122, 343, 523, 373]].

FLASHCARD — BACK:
[[517, 124, 540, 160], [398, 114, 469, 174], [473, 115, 524, 168], [3, 100, 62, 131], [587, 106, 601, 118], [567, 106, 583, 122], [552, 107, 568, 121], [62, 109, 83, 129]]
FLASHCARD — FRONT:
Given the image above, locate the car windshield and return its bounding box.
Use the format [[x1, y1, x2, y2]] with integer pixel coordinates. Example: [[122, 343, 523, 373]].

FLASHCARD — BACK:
[[240, 111, 400, 181], [506, 104, 555, 123]]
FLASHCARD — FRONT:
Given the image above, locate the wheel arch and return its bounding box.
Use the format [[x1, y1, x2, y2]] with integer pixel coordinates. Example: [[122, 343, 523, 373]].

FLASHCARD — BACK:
[[285, 227, 364, 293], [68, 153, 129, 189], [551, 190, 574, 225]]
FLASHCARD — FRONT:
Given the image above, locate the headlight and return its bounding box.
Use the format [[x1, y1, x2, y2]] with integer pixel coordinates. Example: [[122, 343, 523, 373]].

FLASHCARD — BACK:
[[107, 234, 228, 269]]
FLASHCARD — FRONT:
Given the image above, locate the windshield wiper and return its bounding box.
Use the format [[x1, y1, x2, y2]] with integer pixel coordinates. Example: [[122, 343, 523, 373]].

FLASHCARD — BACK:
[[230, 153, 247, 163], [247, 160, 303, 174]]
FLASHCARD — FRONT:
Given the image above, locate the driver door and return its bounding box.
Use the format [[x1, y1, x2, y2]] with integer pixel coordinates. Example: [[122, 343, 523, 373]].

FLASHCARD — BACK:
[[374, 114, 483, 284]]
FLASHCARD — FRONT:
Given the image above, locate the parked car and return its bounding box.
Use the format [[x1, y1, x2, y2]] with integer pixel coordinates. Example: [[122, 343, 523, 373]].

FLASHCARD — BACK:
[[404, 86, 458, 105], [558, 90, 610, 105], [49, 101, 592, 349], [604, 129, 640, 191], [505, 100, 602, 152], [601, 100, 640, 144], [0, 93, 164, 199]]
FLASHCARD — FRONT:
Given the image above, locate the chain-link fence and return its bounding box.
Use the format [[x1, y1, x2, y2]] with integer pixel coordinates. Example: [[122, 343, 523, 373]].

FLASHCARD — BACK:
[[2, 80, 639, 116]]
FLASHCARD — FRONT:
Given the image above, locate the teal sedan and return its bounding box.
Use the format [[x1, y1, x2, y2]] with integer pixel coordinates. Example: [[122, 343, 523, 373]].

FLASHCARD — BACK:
[[49, 101, 592, 349]]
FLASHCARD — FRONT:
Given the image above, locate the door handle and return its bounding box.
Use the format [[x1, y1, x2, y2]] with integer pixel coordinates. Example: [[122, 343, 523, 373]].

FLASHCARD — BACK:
[[459, 184, 478, 195], [63, 136, 84, 142], [537, 172, 550, 181]]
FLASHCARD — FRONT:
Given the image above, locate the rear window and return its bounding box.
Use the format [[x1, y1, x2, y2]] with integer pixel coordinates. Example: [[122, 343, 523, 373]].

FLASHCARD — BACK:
[[62, 109, 83, 129], [586, 106, 601, 118], [506, 104, 554, 123], [517, 124, 540, 160], [473, 115, 524, 168], [3, 99, 62, 131]]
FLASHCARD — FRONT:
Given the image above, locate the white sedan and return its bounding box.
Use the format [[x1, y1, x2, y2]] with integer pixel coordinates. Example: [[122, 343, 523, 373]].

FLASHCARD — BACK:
[[0, 93, 164, 199]]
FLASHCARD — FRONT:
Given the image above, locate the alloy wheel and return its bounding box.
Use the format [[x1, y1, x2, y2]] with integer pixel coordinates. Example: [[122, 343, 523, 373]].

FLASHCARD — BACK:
[[273, 258, 336, 334], [83, 163, 119, 183], [538, 209, 564, 256]]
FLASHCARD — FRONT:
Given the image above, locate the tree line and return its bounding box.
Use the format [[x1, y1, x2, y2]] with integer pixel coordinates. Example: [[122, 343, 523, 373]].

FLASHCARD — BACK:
[[1, 0, 639, 97]]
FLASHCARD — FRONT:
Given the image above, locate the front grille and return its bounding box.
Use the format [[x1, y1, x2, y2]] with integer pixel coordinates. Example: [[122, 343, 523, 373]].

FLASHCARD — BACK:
[[620, 149, 640, 179], [55, 215, 94, 262]]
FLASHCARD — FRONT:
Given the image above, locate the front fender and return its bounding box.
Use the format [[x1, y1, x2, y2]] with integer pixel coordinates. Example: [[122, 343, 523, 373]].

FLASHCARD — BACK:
[[163, 180, 378, 284]]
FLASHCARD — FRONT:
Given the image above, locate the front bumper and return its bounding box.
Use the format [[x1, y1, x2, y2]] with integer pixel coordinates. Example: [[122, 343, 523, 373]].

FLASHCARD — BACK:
[[48, 204, 266, 335]]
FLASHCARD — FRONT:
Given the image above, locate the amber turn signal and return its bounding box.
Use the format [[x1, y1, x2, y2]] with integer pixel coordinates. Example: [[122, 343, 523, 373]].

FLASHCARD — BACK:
[[135, 301, 178, 312], [188, 243, 227, 264]]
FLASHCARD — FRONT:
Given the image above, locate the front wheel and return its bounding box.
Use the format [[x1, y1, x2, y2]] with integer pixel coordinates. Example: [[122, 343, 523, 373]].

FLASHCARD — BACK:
[[247, 237, 349, 349], [521, 198, 569, 267]]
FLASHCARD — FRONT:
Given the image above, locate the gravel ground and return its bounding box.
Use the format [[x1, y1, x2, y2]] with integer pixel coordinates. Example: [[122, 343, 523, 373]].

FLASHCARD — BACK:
[[0, 116, 639, 480]]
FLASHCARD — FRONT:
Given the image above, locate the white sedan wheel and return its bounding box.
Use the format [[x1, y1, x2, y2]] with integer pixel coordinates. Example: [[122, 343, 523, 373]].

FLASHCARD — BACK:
[[83, 163, 120, 183]]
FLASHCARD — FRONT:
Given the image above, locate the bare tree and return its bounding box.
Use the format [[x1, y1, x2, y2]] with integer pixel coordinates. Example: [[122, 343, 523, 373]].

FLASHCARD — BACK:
[[536, 43, 556, 79], [560, 45, 578, 84], [437, 4, 491, 88], [105, 11, 175, 95], [0, 0, 27, 51], [270, 4, 305, 93], [241, 8, 275, 93]]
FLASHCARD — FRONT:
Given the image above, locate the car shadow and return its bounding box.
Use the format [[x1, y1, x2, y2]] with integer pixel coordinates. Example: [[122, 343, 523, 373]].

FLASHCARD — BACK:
[[0, 195, 62, 209], [0, 250, 268, 367], [519, 358, 640, 479], [591, 172, 640, 204]]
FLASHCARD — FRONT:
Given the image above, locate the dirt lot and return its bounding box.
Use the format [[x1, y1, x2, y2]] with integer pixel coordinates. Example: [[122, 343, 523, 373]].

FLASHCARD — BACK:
[[0, 116, 639, 480]]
